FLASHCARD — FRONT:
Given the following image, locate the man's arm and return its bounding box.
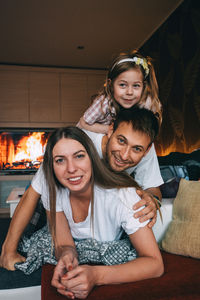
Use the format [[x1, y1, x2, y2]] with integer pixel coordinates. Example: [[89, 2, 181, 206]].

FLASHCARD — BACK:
[[129, 143, 163, 228], [0, 185, 40, 270], [133, 187, 162, 228], [145, 187, 162, 202]]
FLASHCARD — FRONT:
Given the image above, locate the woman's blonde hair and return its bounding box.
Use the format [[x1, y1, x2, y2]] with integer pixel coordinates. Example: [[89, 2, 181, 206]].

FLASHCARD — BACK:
[[43, 126, 140, 244]]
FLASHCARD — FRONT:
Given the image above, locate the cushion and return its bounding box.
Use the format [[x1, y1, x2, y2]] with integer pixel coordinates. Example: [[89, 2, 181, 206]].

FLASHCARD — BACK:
[[161, 179, 200, 258], [159, 165, 189, 182], [184, 160, 200, 180], [160, 177, 181, 198]]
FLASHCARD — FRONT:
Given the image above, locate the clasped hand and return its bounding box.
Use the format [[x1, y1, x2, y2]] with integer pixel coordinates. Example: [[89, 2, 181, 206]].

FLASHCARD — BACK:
[[52, 246, 97, 299]]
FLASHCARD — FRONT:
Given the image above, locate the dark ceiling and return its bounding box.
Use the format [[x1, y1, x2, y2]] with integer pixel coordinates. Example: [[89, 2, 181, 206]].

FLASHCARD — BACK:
[[0, 0, 183, 69]]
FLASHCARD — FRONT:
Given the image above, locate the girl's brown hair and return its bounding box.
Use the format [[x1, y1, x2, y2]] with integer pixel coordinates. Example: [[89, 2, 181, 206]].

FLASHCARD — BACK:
[[97, 49, 162, 125]]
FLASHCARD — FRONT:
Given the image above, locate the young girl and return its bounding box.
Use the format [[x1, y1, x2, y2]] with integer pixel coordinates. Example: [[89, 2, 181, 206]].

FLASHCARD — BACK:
[[42, 126, 164, 299], [78, 50, 162, 134]]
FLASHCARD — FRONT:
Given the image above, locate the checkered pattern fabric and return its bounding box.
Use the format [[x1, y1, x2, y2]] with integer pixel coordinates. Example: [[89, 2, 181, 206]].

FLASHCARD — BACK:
[[83, 96, 116, 125]]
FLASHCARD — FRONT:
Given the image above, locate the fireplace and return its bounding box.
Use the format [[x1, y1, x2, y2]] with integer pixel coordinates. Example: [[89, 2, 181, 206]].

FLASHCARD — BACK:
[[0, 128, 53, 175]]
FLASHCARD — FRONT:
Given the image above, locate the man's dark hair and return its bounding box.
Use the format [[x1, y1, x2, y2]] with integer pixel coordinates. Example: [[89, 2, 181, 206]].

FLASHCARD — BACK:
[[113, 107, 159, 144]]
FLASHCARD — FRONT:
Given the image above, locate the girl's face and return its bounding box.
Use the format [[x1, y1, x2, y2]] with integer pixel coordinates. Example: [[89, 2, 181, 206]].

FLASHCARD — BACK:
[[53, 138, 92, 195], [112, 68, 144, 109]]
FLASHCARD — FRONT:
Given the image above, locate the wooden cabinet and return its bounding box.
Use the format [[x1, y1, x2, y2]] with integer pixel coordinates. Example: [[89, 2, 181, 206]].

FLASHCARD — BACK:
[[29, 71, 60, 122], [61, 73, 88, 124], [87, 73, 105, 100], [0, 66, 106, 127], [0, 69, 29, 122]]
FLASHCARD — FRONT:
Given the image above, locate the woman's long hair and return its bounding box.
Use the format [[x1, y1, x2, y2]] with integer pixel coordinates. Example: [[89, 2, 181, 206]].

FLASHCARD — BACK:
[[43, 126, 140, 243]]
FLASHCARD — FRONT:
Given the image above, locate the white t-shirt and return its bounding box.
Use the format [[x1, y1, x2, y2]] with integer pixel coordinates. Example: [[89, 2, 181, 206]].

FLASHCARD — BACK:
[[83, 130, 163, 189], [32, 172, 148, 242]]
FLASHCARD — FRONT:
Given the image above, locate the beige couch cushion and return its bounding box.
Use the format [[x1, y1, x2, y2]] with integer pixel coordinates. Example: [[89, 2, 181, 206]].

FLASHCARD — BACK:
[[161, 178, 200, 259]]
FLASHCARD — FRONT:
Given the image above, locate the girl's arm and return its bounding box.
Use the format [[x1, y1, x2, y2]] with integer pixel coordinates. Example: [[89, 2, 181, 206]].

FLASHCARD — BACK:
[[59, 226, 164, 299], [0, 186, 40, 270], [78, 117, 109, 134]]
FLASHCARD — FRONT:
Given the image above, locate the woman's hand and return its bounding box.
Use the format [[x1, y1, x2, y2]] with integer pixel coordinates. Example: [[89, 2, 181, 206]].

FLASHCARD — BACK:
[[133, 189, 159, 228], [51, 246, 79, 298], [58, 265, 97, 299], [0, 249, 26, 270], [55, 245, 78, 267]]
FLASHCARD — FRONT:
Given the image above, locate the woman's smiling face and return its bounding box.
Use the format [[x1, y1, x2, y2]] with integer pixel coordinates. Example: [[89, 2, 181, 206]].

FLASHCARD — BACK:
[[53, 138, 92, 194]]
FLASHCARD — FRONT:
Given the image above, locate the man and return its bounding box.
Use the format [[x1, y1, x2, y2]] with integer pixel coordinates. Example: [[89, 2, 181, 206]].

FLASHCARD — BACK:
[[0, 107, 163, 270], [85, 108, 162, 194]]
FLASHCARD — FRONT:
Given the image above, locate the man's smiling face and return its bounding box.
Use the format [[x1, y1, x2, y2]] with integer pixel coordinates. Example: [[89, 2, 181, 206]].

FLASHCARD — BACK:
[[106, 122, 151, 172]]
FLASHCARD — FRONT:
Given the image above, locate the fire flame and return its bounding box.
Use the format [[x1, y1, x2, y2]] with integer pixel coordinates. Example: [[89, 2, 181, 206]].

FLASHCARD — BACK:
[[14, 133, 45, 162], [5, 132, 47, 169]]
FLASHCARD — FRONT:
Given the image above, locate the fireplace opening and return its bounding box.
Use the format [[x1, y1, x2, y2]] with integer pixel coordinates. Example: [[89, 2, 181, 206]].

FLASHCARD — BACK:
[[0, 128, 54, 175]]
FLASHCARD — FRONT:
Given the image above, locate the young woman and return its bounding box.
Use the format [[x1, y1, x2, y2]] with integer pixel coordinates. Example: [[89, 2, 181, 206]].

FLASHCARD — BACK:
[[42, 126, 164, 299]]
